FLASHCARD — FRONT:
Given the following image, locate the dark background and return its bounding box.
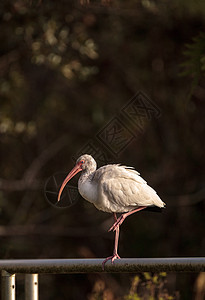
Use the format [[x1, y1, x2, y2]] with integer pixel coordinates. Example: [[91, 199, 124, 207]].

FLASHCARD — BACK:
[[0, 1, 205, 299]]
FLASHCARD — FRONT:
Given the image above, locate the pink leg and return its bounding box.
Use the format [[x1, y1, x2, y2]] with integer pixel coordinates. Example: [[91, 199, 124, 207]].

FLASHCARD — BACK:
[[102, 213, 121, 270], [109, 206, 147, 232]]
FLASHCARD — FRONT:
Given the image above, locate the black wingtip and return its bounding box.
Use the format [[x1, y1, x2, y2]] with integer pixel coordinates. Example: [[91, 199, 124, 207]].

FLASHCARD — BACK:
[[144, 206, 165, 213]]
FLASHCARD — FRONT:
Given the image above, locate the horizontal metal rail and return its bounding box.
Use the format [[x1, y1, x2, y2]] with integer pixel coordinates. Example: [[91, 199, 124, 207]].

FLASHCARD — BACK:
[[1, 257, 205, 273]]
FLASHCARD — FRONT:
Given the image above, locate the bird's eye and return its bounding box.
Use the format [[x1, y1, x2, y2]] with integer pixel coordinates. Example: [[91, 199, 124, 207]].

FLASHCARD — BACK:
[[80, 160, 85, 164]]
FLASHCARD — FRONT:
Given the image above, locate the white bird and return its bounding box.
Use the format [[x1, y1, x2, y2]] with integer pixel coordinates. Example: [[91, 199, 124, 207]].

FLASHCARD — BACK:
[[57, 154, 165, 269]]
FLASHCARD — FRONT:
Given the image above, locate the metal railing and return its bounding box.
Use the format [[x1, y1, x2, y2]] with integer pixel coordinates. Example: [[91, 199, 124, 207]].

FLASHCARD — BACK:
[[1, 257, 205, 300]]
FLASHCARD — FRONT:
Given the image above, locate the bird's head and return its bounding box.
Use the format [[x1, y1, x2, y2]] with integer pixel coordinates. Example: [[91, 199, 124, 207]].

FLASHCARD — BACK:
[[76, 154, 97, 172], [57, 154, 96, 202]]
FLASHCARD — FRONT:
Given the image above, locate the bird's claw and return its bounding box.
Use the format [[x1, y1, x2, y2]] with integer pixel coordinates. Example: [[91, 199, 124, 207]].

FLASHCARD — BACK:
[[102, 254, 121, 270], [108, 215, 124, 232]]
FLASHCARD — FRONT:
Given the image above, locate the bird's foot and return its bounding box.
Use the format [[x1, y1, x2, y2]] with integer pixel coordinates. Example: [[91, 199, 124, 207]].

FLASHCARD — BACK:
[[102, 253, 121, 270], [108, 215, 125, 232]]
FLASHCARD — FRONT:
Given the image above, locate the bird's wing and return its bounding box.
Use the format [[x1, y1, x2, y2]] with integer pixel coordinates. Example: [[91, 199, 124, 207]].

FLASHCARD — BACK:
[[93, 165, 164, 211]]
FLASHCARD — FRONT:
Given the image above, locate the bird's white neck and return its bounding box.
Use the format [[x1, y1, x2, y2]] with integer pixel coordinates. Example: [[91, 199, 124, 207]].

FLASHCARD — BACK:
[[78, 171, 97, 204], [79, 170, 93, 183]]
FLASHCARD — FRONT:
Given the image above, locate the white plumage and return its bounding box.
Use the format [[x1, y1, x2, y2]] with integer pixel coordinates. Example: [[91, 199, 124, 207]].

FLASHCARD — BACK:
[[94, 164, 164, 213], [58, 154, 165, 269]]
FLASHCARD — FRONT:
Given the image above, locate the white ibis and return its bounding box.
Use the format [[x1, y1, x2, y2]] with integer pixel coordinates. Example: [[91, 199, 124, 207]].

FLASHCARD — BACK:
[[57, 154, 165, 269]]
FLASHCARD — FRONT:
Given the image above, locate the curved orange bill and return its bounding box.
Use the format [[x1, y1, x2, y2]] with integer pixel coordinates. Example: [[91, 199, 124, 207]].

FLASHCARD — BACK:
[[57, 163, 82, 202]]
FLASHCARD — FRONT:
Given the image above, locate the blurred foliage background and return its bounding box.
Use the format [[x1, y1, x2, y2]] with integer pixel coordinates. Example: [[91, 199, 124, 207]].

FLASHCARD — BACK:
[[0, 0, 205, 299]]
